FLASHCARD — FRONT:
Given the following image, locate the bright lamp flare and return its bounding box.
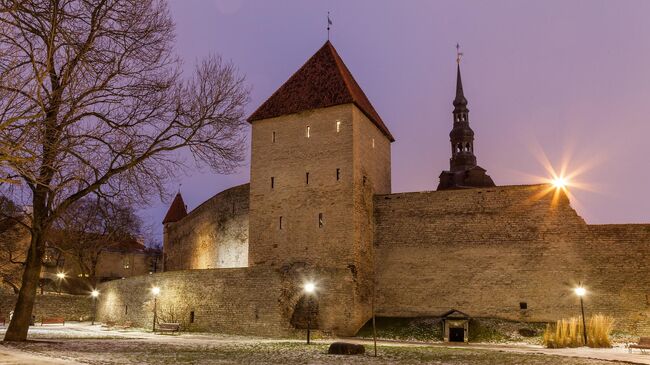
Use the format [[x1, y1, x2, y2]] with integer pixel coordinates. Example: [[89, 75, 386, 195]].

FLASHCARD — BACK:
[[56, 272, 66, 279], [304, 282, 316, 294], [552, 177, 568, 189], [91, 290, 99, 298], [575, 287, 586, 297], [151, 286, 160, 296]]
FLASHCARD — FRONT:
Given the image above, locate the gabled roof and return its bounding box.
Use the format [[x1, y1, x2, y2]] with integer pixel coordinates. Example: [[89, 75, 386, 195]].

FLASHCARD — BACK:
[[248, 41, 394, 142], [162, 193, 187, 224]]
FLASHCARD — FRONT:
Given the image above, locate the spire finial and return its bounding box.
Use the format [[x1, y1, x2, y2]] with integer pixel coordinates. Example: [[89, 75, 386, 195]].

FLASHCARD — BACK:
[[177, 183, 182, 194], [327, 12, 332, 41], [456, 43, 463, 65]]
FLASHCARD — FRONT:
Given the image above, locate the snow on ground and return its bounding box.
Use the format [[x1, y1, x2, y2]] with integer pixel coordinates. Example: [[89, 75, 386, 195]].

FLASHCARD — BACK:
[[0, 322, 648, 365]]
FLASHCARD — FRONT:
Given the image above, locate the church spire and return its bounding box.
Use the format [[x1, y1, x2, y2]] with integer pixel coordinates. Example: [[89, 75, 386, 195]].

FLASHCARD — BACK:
[[437, 45, 495, 190]]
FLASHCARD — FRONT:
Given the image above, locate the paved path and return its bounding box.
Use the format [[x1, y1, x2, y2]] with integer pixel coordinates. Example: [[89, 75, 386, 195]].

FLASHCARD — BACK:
[[0, 345, 83, 365]]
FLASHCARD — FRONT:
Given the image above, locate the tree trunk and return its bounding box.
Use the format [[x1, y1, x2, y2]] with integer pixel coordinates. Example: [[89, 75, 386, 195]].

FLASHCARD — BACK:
[[3, 229, 45, 341]]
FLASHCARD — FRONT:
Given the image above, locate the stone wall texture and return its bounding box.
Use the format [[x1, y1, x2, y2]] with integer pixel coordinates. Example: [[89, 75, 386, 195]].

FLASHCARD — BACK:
[[1, 289, 93, 323], [163, 183, 249, 271], [373, 184, 650, 333]]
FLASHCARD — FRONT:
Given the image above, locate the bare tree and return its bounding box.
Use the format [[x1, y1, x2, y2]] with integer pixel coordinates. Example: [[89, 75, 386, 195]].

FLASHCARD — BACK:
[[0, 0, 249, 341], [48, 197, 143, 288], [0, 195, 28, 293]]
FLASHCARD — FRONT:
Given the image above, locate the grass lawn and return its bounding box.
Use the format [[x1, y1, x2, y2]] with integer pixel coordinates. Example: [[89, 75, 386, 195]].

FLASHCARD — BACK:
[[2, 339, 621, 364]]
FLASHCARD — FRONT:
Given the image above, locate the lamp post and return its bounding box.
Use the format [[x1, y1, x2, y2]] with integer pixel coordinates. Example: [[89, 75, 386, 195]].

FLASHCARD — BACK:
[[575, 285, 588, 345], [56, 272, 66, 294], [151, 286, 160, 332], [303, 282, 316, 344], [91, 290, 99, 325]]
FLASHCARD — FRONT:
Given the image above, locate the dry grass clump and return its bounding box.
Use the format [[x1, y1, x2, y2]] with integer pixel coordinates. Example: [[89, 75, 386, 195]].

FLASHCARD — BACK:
[[543, 314, 614, 348]]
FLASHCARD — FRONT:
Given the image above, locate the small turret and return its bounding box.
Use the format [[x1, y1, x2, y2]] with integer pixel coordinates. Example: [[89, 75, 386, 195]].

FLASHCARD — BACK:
[[162, 192, 188, 224]]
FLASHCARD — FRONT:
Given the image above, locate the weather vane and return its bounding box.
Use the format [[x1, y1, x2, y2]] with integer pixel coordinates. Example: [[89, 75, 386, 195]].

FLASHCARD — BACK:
[[456, 43, 464, 64], [327, 12, 333, 40]]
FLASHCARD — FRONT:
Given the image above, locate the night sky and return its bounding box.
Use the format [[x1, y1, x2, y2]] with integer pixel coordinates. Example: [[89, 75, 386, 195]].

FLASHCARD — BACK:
[[143, 0, 650, 241]]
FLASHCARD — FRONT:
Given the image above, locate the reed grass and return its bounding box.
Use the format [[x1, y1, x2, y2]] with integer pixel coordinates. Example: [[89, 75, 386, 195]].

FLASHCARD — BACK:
[[542, 314, 614, 348]]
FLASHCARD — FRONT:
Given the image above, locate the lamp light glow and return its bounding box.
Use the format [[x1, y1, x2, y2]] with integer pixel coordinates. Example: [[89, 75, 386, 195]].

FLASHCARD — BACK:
[[151, 286, 160, 296], [552, 177, 568, 189], [56, 272, 66, 279], [304, 282, 316, 294], [91, 290, 99, 298], [575, 286, 586, 297]]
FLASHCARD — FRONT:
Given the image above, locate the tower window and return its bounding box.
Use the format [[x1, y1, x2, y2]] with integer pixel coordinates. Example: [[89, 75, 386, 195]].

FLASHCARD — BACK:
[[363, 176, 367, 185], [336, 168, 340, 181], [272, 131, 276, 143], [123, 257, 130, 269], [306, 172, 309, 185], [190, 311, 195, 323], [279, 216, 283, 230], [519, 302, 528, 310], [306, 126, 310, 138], [318, 213, 323, 228], [336, 120, 341, 133], [271, 177, 275, 189], [372, 138, 375, 148]]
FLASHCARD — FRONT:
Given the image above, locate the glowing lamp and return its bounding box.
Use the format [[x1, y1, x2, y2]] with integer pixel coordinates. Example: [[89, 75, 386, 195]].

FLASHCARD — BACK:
[[56, 272, 66, 279], [91, 290, 99, 298], [304, 282, 316, 294], [151, 286, 160, 296], [552, 177, 567, 189], [575, 287, 586, 297]]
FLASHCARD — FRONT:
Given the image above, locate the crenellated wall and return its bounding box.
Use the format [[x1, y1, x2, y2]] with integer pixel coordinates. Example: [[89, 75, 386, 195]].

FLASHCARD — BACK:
[[373, 184, 650, 333], [163, 184, 249, 271]]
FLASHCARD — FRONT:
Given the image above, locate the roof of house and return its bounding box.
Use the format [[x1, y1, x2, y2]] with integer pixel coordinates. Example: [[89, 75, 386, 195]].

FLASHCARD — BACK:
[[247, 41, 395, 142], [162, 192, 188, 224]]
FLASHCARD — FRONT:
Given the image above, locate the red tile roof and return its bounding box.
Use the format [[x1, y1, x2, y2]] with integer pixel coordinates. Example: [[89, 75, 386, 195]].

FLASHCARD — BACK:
[[162, 193, 187, 224], [248, 41, 395, 142]]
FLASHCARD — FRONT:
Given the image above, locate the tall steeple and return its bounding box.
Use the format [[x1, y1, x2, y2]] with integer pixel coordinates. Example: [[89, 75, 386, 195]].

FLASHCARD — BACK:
[[437, 45, 495, 190]]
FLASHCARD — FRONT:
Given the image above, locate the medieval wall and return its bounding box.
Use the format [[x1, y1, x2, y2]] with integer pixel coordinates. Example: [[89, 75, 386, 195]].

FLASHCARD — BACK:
[[96, 267, 293, 336], [373, 184, 650, 333], [163, 184, 249, 271], [0, 288, 93, 322]]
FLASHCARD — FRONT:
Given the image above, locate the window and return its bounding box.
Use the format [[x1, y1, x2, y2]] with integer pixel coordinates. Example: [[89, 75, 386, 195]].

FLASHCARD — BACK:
[[123, 257, 130, 269], [306, 172, 309, 185], [336, 120, 341, 133], [318, 213, 323, 228], [279, 216, 283, 230], [232, 201, 235, 214], [372, 138, 375, 148], [306, 126, 310, 138], [519, 302, 528, 310], [336, 168, 340, 181], [125, 305, 128, 315], [272, 131, 276, 143], [271, 177, 275, 189], [363, 176, 367, 186], [190, 311, 195, 323]]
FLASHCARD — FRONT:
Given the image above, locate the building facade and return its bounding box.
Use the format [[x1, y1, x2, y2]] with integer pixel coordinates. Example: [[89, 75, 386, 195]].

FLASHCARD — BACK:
[[97, 41, 650, 337]]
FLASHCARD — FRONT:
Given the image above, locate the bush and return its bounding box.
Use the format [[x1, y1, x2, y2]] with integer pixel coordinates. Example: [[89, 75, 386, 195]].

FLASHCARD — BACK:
[[542, 314, 614, 348]]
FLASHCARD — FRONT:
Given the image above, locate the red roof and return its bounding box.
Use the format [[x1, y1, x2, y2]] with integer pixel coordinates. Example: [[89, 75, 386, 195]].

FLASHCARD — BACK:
[[248, 41, 395, 142], [162, 193, 187, 224]]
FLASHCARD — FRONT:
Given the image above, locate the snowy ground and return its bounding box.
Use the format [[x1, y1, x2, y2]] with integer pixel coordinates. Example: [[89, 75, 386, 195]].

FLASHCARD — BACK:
[[0, 322, 648, 364]]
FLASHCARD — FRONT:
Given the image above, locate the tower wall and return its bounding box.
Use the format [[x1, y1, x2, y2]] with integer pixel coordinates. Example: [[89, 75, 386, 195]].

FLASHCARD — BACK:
[[248, 103, 391, 335]]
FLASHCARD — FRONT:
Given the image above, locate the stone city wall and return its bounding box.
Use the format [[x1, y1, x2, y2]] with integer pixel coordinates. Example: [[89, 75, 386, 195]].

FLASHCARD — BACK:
[[373, 184, 650, 334], [163, 183, 249, 271], [0, 289, 94, 323], [96, 266, 295, 336]]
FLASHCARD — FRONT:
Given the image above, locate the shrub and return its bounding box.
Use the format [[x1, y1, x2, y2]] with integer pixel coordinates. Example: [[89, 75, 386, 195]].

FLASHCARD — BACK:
[[543, 314, 614, 348]]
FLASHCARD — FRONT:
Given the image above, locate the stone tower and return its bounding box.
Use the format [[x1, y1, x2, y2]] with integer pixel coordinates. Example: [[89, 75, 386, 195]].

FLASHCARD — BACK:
[[247, 41, 393, 335], [162, 192, 188, 270], [437, 57, 495, 190]]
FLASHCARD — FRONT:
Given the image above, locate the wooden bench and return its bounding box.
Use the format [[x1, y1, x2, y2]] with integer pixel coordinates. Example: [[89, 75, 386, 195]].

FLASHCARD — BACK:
[[41, 317, 65, 326], [114, 321, 133, 330], [101, 320, 116, 328], [157, 322, 180, 334], [629, 337, 650, 353]]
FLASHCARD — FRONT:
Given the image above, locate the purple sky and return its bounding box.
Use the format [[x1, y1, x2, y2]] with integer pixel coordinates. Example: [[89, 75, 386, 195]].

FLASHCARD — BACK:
[[143, 0, 650, 241]]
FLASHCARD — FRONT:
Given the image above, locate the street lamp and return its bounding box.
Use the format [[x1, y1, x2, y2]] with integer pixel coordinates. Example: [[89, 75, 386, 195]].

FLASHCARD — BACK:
[[303, 282, 316, 345], [91, 290, 99, 325], [574, 284, 588, 345], [56, 272, 66, 294], [151, 286, 160, 332]]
